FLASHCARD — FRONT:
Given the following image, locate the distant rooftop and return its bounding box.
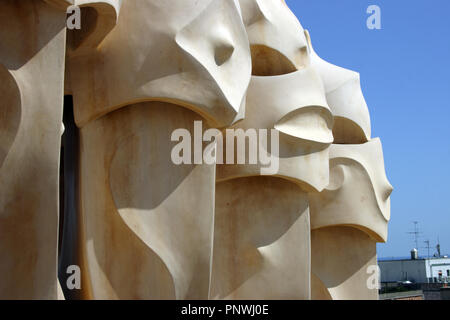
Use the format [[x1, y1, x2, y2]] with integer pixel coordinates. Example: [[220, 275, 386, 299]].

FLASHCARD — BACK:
[[379, 255, 450, 262]]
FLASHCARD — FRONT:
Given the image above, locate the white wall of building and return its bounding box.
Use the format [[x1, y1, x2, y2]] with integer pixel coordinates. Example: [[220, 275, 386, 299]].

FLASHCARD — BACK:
[[426, 258, 450, 283]]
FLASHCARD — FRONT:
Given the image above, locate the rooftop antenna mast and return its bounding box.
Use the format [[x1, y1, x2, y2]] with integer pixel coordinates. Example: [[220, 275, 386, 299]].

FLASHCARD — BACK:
[[437, 236, 441, 258], [423, 240, 431, 258], [407, 221, 421, 251]]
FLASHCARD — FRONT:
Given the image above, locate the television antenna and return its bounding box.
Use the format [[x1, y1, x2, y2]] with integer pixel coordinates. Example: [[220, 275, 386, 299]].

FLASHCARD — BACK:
[[423, 240, 431, 258], [407, 221, 422, 251]]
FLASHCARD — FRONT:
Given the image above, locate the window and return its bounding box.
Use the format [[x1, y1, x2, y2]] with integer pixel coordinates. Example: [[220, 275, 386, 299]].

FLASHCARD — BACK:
[[447, 270, 450, 277]]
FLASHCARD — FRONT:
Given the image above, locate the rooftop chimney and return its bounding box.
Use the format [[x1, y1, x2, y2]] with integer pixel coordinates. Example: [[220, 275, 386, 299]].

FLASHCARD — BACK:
[[411, 248, 418, 260]]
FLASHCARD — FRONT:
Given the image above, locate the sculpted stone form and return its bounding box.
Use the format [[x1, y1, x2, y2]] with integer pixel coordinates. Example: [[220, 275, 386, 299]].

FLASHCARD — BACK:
[[0, 0, 66, 299], [0, 0, 391, 300], [306, 31, 372, 144], [309, 140, 392, 300]]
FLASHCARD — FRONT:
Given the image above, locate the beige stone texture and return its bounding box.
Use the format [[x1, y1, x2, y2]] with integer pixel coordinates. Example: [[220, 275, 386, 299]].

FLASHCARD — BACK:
[[211, 177, 311, 300], [311, 227, 378, 300], [77, 102, 216, 299], [0, 0, 67, 299]]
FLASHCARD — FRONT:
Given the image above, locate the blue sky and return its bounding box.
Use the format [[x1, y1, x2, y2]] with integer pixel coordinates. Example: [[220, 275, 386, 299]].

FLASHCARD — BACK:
[[286, 0, 450, 258]]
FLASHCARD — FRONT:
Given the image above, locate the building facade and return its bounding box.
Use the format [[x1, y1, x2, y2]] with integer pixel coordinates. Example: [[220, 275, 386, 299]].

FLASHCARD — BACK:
[[380, 257, 450, 284]]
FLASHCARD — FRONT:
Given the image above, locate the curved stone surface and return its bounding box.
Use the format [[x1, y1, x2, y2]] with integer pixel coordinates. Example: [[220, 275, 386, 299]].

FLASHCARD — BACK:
[[0, 65, 21, 168], [212, 0, 329, 302], [68, 0, 251, 128], [45, 0, 121, 50], [0, 0, 66, 300], [211, 176, 311, 300], [77, 102, 215, 299], [306, 31, 372, 144], [309, 138, 392, 300], [216, 71, 332, 192], [240, 0, 309, 72], [67, 1, 122, 54], [311, 227, 378, 300], [309, 138, 392, 242]]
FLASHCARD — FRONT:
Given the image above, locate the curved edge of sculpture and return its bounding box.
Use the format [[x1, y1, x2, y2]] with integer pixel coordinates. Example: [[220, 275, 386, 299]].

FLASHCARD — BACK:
[[216, 69, 333, 192], [214, 0, 335, 193], [44, 0, 122, 54], [73, 100, 218, 299], [311, 226, 379, 300], [68, 0, 251, 130], [210, 176, 312, 299], [0, 65, 21, 169], [240, 0, 309, 71], [310, 138, 392, 242], [210, 0, 336, 300], [68, 1, 122, 55], [309, 137, 392, 300], [174, 0, 252, 118], [305, 30, 372, 144]]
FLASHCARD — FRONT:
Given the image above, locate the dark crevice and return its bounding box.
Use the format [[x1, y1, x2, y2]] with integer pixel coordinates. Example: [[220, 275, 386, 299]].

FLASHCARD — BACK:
[[58, 95, 81, 300]]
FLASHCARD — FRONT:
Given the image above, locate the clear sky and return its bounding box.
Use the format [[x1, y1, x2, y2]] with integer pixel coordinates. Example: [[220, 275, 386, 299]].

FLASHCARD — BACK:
[[286, 0, 450, 258]]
